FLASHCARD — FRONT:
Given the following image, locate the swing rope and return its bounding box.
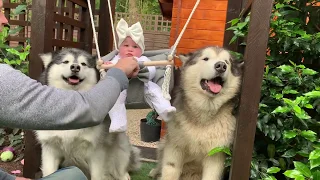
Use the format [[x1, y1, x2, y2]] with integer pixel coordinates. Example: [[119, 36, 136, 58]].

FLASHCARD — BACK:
[[161, 0, 200, 100], [87, 0, 200, 100], [107, 0, 118, 51]]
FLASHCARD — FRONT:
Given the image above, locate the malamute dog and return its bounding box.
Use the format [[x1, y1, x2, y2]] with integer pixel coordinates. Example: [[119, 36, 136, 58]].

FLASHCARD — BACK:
[[150, 46, 243, 180], [35, 48, 141, 180]]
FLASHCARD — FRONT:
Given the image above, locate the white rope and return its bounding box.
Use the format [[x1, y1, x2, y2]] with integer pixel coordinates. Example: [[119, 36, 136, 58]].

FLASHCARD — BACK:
[[169, 0, 200, 56], [162, 0, 201, 100], [107, 0, 118, 50]]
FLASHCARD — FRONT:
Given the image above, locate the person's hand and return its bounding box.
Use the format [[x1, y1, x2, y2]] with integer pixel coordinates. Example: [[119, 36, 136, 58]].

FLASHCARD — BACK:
[[113, 57, 139, 78], [15, 177, 31, 180], [104, 61, 113, 65]]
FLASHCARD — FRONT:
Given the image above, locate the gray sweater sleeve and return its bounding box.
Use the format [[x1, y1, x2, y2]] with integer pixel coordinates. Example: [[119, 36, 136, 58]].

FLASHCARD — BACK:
[[0, 169, 15, 180], [0, 64, 128, 130]]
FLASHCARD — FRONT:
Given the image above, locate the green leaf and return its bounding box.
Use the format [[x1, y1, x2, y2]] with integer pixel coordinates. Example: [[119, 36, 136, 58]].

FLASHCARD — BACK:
[[208, 146, 231, 156], [304, 91, 320, 98], [272, 106, 290, 114], [313, 143, 320, 149], [294, 161, 311, 178], [276, 3, 285, 9], [282, 149, 297, 158], [310, 158, 320, 169], [263, 176, 277, 180], [8, 26, 23, 35], [283, 98, 295, 106], [267, 75, 284, 86], [300, 130, 317, 142], [275, 94, 283, 99], [269, 158, 280, 166], [301, 68, 318, 76], [6, 48, 20, 56], [229, 18, 239, 26], [283, 89, 299, 94], [312, 171, 320, 180], [309, 149, 320, 160], [295, 110, 311, 120], [13, 5, 27, 15], [304, 104, 313, 109], [267, 167, 281, 174], [283, 130, 298, 139], [283, 170, 302, 178], [293, 105, 302, 114], [278, 65, 294, 73], [237, 22, 247, 30], [229, 36, 238, 44]]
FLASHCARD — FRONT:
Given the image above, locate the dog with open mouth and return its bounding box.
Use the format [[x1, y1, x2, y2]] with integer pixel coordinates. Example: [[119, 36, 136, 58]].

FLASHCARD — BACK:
[[149, 46, 244, 180], [35, 48, 141, 180]]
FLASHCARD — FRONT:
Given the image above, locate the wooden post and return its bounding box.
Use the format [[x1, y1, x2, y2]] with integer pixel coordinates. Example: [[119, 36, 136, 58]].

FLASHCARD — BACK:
[[81, 0, 94, 53], [24, 0, 55, 178], [98, 0, 116, 54], [229, 0, 274, 180]]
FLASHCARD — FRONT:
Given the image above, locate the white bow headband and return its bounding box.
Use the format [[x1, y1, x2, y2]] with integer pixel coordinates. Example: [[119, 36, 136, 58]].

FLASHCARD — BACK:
[[116, 18, 145, 53]]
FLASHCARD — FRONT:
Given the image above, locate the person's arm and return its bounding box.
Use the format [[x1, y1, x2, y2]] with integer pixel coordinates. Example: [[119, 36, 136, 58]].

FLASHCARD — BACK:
[[0, 169, 15, 180], [0, 64, 128, 130]]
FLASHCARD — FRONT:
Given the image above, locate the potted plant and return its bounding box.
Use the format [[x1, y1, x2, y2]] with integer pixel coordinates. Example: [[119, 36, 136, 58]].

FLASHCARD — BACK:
[[140, 110, 161, 142]]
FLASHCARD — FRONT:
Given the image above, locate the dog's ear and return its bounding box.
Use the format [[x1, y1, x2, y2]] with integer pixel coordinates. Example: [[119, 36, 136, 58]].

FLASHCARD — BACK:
[[39, 52, 53, 69], [178, 53, 192, 65], [92, 55, 100, 64], [231, 58, 245, 76]]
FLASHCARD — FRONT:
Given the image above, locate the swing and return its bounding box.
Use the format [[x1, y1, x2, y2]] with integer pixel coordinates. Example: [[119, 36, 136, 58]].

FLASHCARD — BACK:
[[87, 0, 200, 109]]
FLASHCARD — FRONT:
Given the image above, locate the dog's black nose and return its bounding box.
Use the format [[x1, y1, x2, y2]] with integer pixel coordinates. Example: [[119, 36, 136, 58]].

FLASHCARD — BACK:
[[215, 61, 227, 73], [70, 64, 80, 72]]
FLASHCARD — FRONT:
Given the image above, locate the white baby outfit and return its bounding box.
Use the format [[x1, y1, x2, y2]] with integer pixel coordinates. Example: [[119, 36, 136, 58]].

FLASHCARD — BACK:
[[108, 18, 176, 133]]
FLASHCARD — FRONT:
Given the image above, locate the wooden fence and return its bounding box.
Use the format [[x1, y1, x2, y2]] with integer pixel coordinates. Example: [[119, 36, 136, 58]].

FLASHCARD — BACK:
[[4, 2, 171, 53]]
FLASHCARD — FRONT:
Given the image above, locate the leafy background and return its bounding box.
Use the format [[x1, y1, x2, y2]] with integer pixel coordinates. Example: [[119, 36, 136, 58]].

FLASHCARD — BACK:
[[213, 0, 320, 179]]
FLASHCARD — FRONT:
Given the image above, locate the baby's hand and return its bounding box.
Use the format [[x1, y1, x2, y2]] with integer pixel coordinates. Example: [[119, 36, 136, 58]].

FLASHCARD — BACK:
[[104, 61, 113, 65]]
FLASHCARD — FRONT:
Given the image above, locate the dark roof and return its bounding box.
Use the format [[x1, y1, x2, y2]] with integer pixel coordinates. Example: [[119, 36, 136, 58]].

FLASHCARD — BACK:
[[158, 0, 173, 20]]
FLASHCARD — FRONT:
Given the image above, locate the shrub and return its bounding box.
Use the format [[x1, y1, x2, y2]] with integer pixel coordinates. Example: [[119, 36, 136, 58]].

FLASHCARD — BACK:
[[220, 0, 320, 179]]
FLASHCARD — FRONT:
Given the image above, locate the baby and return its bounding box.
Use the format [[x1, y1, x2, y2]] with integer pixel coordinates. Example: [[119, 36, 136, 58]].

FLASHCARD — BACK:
[[106, 18, 176, 133]]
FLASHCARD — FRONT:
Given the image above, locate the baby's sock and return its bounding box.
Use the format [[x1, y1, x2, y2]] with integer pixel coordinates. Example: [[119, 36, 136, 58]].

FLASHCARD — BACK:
[[158, 106, 177, 122], [108, 90, 128, 133]]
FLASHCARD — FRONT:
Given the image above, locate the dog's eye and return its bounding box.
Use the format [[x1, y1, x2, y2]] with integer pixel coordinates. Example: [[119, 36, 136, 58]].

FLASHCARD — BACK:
[[81, 63, 87, 66], [225, 60, 230, 65], [63, 61, 69, 64], [203, 57, 209, 61]]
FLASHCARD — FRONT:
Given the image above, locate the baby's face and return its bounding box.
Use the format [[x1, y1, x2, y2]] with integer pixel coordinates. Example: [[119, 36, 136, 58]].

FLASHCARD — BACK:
[[119, 37, 142, 58]]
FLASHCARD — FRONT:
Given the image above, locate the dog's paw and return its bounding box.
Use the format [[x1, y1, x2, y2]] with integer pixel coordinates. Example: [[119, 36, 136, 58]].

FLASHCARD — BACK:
[[123, 172, 131, 180]]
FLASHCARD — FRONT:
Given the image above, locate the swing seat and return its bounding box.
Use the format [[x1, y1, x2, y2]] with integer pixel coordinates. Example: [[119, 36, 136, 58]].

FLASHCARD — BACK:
[[101, 48, 175, 109]]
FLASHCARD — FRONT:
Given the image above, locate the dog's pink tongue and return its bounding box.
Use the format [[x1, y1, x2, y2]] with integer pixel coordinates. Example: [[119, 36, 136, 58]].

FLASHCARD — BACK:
[[68, 78, 79, 84], [207, 81, 222, 93]]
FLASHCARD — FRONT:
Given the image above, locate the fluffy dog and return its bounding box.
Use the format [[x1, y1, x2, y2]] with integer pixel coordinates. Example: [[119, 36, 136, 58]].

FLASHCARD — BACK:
[[150, 46, 244, 180], [34, 48, 141, 180]]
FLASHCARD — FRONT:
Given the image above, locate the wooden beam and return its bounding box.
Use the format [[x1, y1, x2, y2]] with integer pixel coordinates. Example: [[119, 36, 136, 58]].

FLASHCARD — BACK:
[[98, 0, 116, 55], [24, 0, 55, 178], [223, 0, 246, 53], [80, 0, 94, 53], [229, 0, 274, 180]]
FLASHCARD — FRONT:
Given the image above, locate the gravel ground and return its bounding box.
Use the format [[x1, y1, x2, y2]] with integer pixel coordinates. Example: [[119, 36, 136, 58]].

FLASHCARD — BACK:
[[126, 109, 159, 148]]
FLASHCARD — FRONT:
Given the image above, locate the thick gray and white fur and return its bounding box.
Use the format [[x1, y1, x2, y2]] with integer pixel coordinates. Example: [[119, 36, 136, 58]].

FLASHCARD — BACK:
[[149, 46, 244, 180], [34, 48, 141, 180]]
